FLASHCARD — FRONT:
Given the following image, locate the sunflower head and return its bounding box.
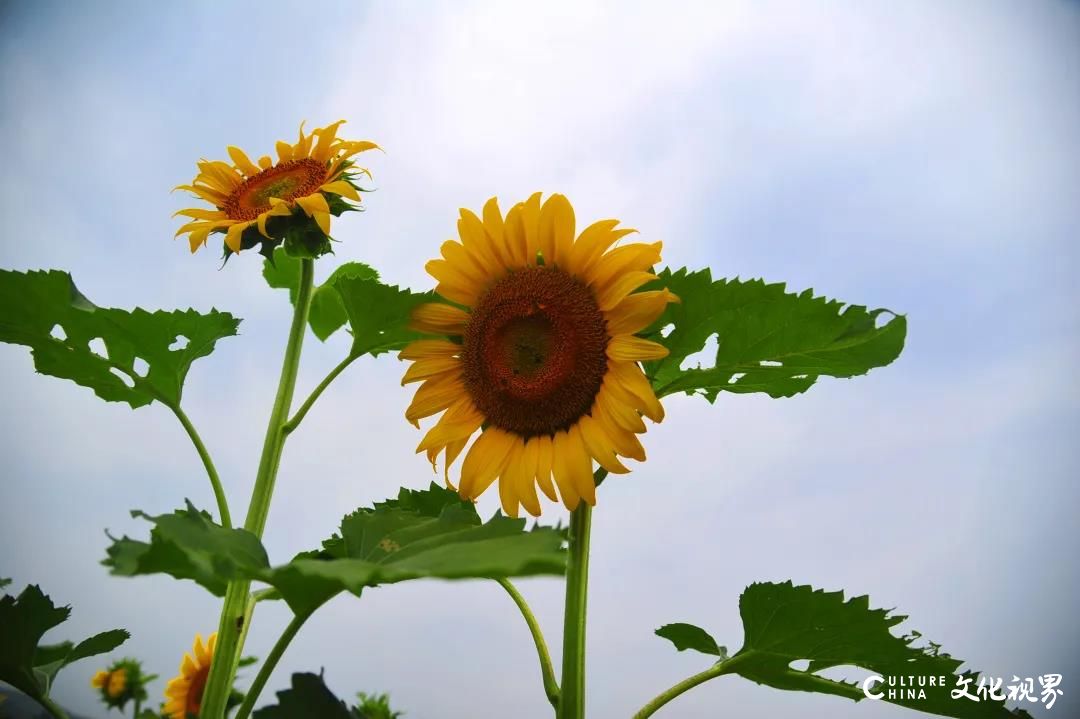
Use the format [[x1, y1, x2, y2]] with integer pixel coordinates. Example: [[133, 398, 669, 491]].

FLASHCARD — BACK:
[[90, 658, 150, 710], [174, 121, 378, 260], [163, 632, 216, 719], [401, 193, 677, 517]]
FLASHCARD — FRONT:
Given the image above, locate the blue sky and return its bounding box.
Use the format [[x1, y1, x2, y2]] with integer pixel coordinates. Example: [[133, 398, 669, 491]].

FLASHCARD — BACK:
[[1, 1, 1078, 717]]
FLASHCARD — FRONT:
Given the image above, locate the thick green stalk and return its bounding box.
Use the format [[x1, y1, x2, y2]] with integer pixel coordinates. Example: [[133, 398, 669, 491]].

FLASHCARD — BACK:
[[233, 610, 313, 719], [558, 502, 592, 719], [199, 259, 315, 719], [498, 578, 560, 709]]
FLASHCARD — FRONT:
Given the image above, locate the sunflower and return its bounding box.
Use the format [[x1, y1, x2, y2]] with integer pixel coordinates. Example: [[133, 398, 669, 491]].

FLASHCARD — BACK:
[[175, 120, 378, 256], [163, 633, 216, 719], [401, 193, 677, 517], [91, 659, 150, 710]]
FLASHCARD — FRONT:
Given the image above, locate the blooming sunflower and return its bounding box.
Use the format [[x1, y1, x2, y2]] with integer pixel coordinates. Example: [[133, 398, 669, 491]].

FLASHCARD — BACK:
[[401, 193, 677, 517], [91, 659, 150, 711], [163, 633, 216, 719], [174, 120, 378, 256]]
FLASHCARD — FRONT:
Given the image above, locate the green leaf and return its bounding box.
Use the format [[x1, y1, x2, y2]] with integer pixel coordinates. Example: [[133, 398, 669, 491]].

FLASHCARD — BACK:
[[334, 275, 434, 358], [0, 577, 10, 591], [253, 672, 352, 719], [102, 501, 270, 596], [237, 655, 259, 669], [643, 268, 906, 400], [266, 483, 566, 615], [262, 247, 379, 341], [0, 269, 239, 408], [661, 581, 1030, 718], [0, 584, 128, 701], [655, 623, 726, 658], [101, 486, 565, 616], [354, 691, 404, 719]]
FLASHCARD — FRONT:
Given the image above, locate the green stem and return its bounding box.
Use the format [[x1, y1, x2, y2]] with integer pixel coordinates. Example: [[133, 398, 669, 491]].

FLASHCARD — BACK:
[[36, 695, 70, 719], [497, 578, 560, 709], [132, 698, 142, 718], [233, 609, 314, 719], [200, 258, 315, 719], [282, 352, 359, 436], [631, 654, 748, 719], [167, 402, 231, 528], [557, 502, 592, 719]]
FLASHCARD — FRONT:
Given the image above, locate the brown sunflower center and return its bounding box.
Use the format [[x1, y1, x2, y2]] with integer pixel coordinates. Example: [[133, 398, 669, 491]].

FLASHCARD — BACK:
[[462, 266, 608, 438], [223, 158, 326, 220], [186, 665, 210, 716]]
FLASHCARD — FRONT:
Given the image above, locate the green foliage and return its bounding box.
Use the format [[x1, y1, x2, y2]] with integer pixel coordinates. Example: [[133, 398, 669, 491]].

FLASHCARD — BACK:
[[654, 623, 727, 658], [354, 691, 404, 719], [103, 484, 566, 615], [658, 582, 1031, 718], [253, 672, 353, 719], [643, 268, 906, 400], [0, 269, 239, 409], [0, 583, 128, 703], [102, 501, 270, 596], [265, 483, 566, 614], [262, 248, 432, 351]]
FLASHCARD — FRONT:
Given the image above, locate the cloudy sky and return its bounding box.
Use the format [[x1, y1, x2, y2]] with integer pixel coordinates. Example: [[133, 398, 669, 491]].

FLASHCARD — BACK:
[[1, 1, 1078, 717]]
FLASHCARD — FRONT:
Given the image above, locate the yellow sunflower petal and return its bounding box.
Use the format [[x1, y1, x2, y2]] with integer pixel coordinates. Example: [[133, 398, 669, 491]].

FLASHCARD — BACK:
[[227, 146, 260, 176], [225, 221, 250, 252], [319, 180, 360, 201], [174, 183, 228, 205], [91, 670, 109, 688], [538, 193, 575, 266], [533, 434, 558, 502], [401, 356, 462, 385], [258, 155, 273, 170], [550, 430, 581, 510], [498, 439, 525, 518], [607, 335, 670, 361], [605, 289, 679, 335], [410, 303, 470, 335], [609, 361, 665, 422], [404, 375, 466, 427], [596, 271, 659, 311], [564, 425, 598, 505], [515, 437, 542, 517], [294, 192, 330, 217], [399, 339, 461, 361], [459, 428, 515, 499], [586, 241, 663, 289], [578, 414, 629, 475], [174, 208, 227, 220], [275, 140, 294, 163], [458, 208, 506, 273], [311, 120, 347, 163]]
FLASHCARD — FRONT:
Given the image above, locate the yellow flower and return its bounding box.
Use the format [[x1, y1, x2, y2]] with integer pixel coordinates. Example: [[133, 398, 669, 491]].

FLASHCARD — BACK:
[[175, 120, 378, 254], [401, 193, 677, 517], [90, 670, 109, 689], [163, 632, 216, 719], [106, 667, 128, 698]]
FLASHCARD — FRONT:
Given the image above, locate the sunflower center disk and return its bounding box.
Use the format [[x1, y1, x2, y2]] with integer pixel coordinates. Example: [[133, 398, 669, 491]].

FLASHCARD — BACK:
[[224, 158, 326, 220], [463, 266, 609, 438]]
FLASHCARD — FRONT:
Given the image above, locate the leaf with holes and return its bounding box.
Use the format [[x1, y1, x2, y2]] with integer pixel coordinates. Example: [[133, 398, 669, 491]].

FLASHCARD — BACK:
[[252, 672, 352, 719], [102, 501, 270, 596], [333, 275, 434, 358], [0, 269, 240, 409], [0, 584, 129, 702], [262, 248, 379, 341], [642, 268, 905, 400], [262, 483, 566, 615], [656, 582, 1031, 718]]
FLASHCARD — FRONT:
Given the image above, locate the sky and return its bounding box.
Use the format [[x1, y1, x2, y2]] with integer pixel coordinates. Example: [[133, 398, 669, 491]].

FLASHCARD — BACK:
[[1, 1, 1078, 717]]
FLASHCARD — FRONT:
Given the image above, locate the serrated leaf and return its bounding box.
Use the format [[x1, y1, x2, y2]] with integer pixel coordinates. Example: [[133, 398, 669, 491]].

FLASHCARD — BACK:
[[253, 672, 352, 719], [655, 623, 726, 658], [101, 485, 566, 617], [643, 268, 905, 400], [662, 581, 1030, 718], [0, 269, 239, 408], [0, 584, 128, 702], [263, 483, 567, 615], [102, 501, 270, 596], [334, 276, 434, 358], [262, 248, 379, 341]]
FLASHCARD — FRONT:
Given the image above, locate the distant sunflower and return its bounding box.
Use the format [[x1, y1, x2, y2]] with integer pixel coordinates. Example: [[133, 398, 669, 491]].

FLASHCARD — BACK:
[[163, 633, 216, 719], [175, 120, 378, 255], [401, 193, 677, 517], [91, 658, 150, 711]]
